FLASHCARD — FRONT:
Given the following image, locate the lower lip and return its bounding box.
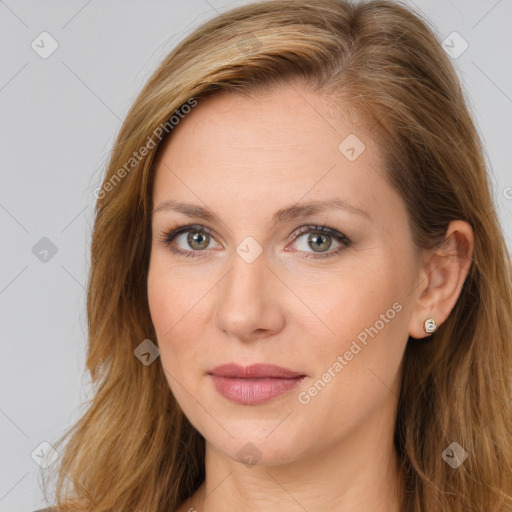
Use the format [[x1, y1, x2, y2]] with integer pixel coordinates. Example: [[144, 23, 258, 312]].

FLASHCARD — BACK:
[[210, 375, 305, 405]]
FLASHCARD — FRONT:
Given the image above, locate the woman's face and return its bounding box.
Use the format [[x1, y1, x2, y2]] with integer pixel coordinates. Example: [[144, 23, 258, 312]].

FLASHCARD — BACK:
[[147, 82, 422, 466]]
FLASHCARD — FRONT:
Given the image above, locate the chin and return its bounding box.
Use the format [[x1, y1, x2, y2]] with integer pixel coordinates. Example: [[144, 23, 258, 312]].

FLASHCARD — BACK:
[[199, 420, 310, 468]]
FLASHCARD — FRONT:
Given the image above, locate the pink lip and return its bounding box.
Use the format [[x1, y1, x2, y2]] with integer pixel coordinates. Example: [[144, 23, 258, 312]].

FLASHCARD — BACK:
[[209, 363, 306, 405]]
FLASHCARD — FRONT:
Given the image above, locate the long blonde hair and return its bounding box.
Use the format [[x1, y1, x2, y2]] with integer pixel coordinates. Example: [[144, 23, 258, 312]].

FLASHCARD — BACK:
[[43, 1, 512, 510]]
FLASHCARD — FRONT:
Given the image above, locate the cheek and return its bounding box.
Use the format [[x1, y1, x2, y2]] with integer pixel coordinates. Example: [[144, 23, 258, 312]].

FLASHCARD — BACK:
[[299, 277, 407, 427], [322, 263, 395, 330], [319, 258, 409, 372], [147, 252, 201, 332], [147, 268, 176, 338], [147, 261, 200, 362], [147, 257, 222, 380], [147, 273, 205, 410]]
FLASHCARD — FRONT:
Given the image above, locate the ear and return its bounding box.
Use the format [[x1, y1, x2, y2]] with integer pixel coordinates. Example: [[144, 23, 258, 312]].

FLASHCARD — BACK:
[[408, 220, 474, 340]]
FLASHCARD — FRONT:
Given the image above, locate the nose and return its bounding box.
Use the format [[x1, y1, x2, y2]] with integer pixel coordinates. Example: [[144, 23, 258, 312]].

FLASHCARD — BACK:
[[214, 245, 285, 342]]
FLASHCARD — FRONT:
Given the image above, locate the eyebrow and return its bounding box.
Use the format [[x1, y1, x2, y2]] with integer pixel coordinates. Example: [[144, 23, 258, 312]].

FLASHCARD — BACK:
[[151, 198, 371, 226]]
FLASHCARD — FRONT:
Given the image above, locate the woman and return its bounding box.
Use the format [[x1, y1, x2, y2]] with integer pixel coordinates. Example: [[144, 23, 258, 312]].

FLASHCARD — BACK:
[[39, 0, 512, 511]]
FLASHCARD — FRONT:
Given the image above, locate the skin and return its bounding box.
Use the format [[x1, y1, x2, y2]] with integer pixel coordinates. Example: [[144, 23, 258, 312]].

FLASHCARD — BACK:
[[147, 81, 474, 512]]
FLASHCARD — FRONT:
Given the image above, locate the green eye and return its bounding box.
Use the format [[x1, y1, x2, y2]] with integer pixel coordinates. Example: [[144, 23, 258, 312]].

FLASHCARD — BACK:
[[185, 230, 211, 251], [159, 223, 352, 260]]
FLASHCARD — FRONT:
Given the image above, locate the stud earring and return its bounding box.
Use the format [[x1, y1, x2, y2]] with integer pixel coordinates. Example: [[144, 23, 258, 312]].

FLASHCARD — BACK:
[[424, 318, 437, 334]]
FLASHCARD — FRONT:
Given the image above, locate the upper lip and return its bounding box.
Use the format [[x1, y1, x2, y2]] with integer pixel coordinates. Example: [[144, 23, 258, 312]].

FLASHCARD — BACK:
[[209, 363, 305, 379]]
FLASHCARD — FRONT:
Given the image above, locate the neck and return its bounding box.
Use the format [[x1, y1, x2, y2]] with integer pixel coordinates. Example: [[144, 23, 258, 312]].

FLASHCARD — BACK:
[[182, 409, 404, 512]]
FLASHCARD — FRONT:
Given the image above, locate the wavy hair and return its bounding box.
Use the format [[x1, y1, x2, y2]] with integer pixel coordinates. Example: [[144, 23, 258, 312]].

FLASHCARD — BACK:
[[42, 1, 512, 510]]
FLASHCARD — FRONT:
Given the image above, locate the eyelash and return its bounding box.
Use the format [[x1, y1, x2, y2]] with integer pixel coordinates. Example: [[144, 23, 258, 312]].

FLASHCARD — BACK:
[[157, 223, 352, 260]]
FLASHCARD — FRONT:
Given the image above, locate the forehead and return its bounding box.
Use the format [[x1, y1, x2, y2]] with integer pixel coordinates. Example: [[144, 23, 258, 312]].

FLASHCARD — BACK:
[[151, 84, 401, 229]]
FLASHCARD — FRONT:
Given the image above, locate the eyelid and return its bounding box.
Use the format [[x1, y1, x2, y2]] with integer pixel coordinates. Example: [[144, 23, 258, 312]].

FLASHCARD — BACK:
[[157, 223, 352, 259], [287, 224, 352, 260], [158, 224, 219, 251]]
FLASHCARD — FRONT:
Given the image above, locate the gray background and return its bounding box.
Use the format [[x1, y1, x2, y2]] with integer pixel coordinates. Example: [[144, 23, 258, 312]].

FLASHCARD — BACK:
[[0, 0, 510, 510]]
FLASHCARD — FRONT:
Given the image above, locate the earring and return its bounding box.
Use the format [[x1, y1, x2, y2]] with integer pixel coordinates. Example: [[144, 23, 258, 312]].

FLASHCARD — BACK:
[[424, 318, 437, 334]]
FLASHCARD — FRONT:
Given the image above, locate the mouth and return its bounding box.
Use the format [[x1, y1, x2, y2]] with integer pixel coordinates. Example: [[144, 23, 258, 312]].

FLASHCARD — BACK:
[[208, 363, 307, 405]]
